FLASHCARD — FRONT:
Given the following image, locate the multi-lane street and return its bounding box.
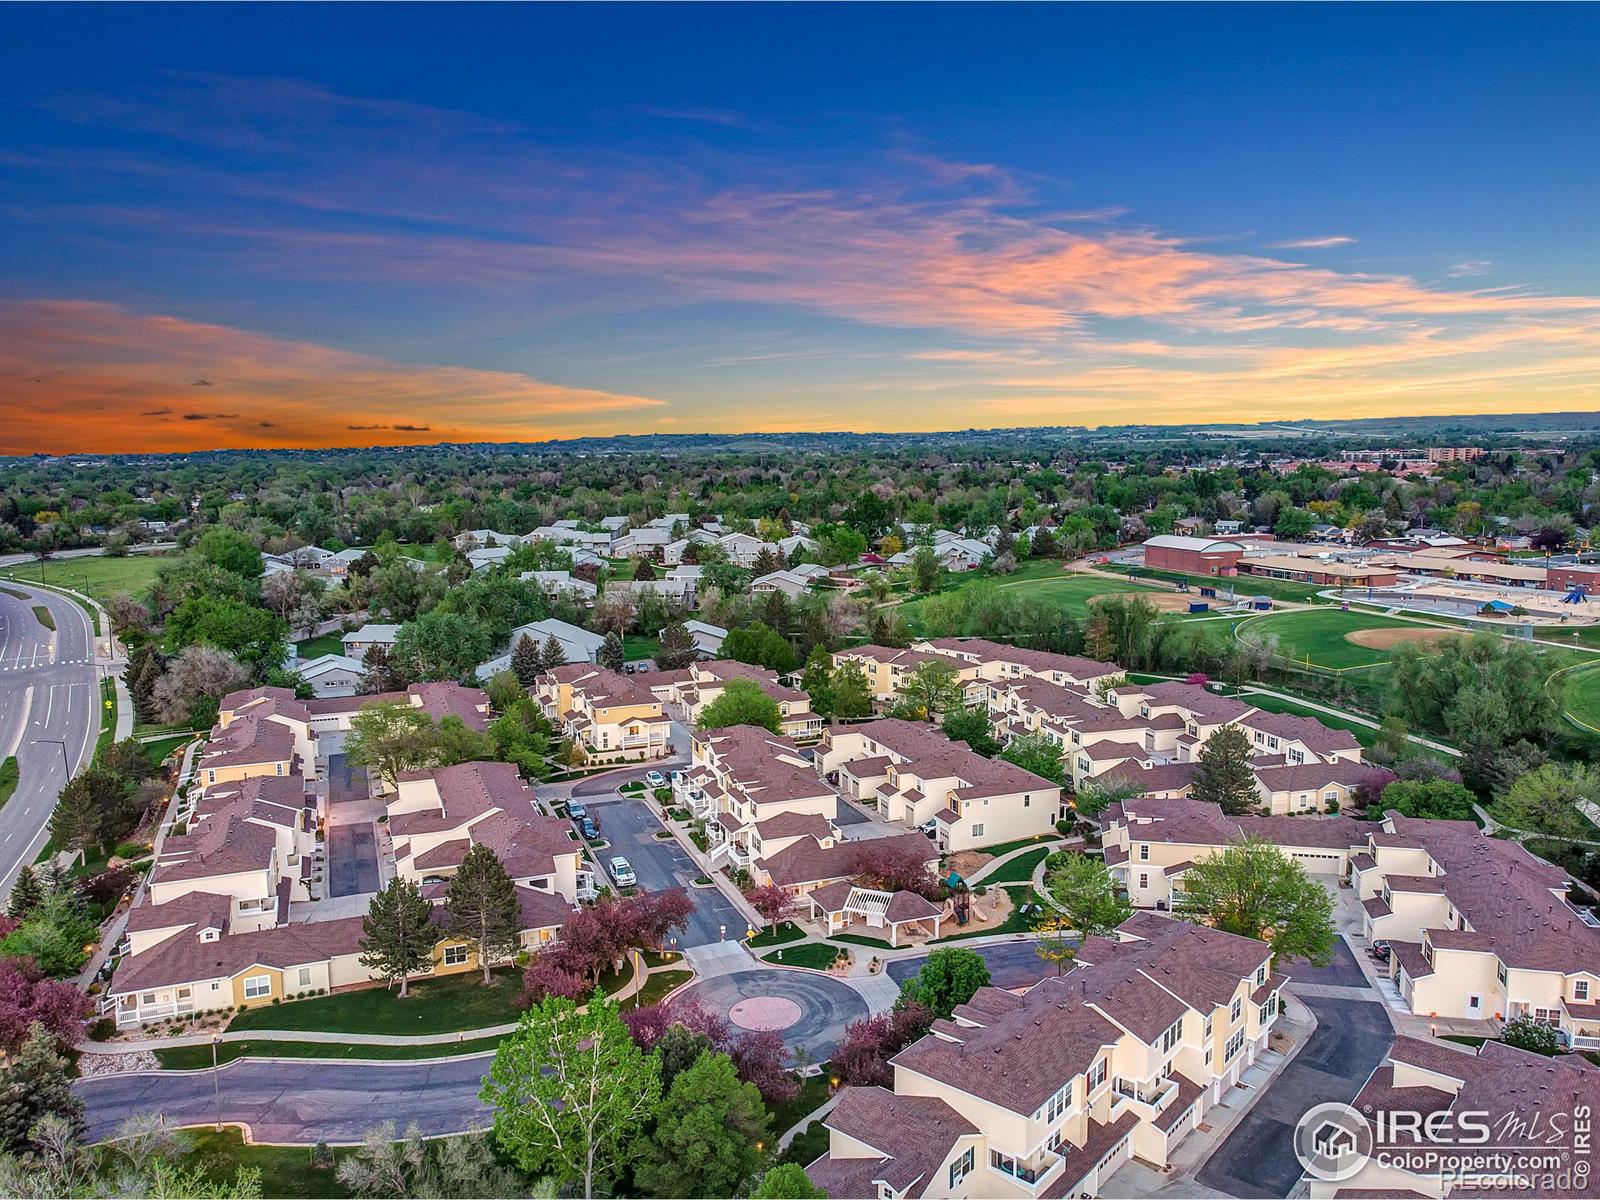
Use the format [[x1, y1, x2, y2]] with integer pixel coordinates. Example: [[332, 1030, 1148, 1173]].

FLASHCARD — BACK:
[[0, 579, 102, 898]]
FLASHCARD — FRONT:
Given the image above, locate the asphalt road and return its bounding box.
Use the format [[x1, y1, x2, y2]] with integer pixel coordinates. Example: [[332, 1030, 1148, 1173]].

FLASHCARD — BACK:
[[0, 580, 100, 900], [886, 938, 1069, 991], [675, 968, 867, 1059], [583, 796, 746, 947], [76, 1055, 495, 1144], [1195, 993, 1393, 1198]]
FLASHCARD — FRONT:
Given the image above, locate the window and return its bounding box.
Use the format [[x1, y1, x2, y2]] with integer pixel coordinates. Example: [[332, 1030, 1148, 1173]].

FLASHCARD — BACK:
[[1224, 1029, 1246, 1062], [1256, 965, 1267, 986], [295, 967, 312, 988], [1088, 1057, 1108, 1090], [444, 945, 469, 966], [1204, 1014, 1213, 1041], [1161, 1019, 1182, 1053], [1577, 981, 1591, 1001], [1323, 790, 1338, 805], [1138, 873, 1149, 889], [1230, 997, 1242, 1024], [242, 975, 271, 999], [1289, 750, 1304, 765], [1259, 1002, 1272, 1024], [971, 823, 984, 837], [1497, 960, 1508, 986], [1138, 844, 1150, 861], [140, 992, 156, 1005], [1046, 1081, 1071, 1122], [949, 1147, 974, 1188], [1023, 795, 1030, 807], [1267, 736, 1279, 750]]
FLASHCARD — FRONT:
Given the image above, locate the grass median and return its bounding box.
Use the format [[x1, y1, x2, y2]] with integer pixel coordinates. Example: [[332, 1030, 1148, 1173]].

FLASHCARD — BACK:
[[153, 1033, 507, 1070]]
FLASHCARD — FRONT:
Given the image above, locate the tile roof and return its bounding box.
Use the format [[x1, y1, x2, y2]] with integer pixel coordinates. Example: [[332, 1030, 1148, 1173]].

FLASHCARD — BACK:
[[808, 1086, 978, 1198]]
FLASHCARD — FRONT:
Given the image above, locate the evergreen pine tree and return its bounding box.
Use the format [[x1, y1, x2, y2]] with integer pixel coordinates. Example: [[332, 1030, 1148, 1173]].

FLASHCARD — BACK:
[[655, 622, 697, 670], [5, 865, 42, 919], [132, 650, 164, 723], [359, 878, 437, 997], [48, 776, 100, 855], [598, 632, 625, 672], [1191, 724, 1260, 815], [541, 633, 567, 669], [0, 1022, 85, 1154], [445, 845, 521, 984], [511, 635, 542, 688]]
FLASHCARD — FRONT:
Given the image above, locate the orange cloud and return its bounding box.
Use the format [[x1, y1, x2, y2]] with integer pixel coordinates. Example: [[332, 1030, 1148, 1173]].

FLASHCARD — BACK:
[[0, 300, 665, 454]]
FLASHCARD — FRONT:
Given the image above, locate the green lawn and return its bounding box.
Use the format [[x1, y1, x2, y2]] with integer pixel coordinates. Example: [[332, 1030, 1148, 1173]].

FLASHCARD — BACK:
[[762, 942, 842, 969], [1558, 660, 1600, 735], [154, 1034, 506, 1069], [181, 1129, 352, 1199], [622, 633, 658, 661], [767, 1072, 831, 1139], [976, 846, 1050, 885], [141, 734, 195, 770], [1109, 563, 1328, 603], [294, 631, 346, 659], [750, 921, 806, 947], [31, 604, 55, 631], [0, 756, 17, 809], [226, 969, 526, 1035], [0, 553, 166, 602], [624, 967, 692, 1009], [895, 562, 1167, 631], [1236, 608, 1446, 670]]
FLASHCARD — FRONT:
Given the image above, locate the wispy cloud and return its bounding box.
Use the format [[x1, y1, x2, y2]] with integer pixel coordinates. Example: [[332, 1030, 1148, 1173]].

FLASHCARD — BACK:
[[1448, 259, 1492, 278], [1269, 235, 1357, 249]]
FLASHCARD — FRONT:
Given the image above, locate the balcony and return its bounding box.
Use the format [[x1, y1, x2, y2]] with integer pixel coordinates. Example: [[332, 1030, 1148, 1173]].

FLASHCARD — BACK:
[[1561, 1029, 1600, 1051], [987, 1150, 1066, 1194], [1113, 1075, 1179, 1118]]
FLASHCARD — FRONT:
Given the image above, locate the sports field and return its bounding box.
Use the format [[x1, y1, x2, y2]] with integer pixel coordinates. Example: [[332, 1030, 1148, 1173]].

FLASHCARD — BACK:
[[894, 562, 1169, 631], [1557, 660, 1600, 735], [1236, 608, 1460, 670], [0, 553, 167, 602]]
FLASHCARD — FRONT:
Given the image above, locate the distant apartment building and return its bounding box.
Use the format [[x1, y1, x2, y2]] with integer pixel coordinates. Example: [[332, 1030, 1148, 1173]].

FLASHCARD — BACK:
[[534, 664, 672, 762], [1427, 446, 1486, 463]]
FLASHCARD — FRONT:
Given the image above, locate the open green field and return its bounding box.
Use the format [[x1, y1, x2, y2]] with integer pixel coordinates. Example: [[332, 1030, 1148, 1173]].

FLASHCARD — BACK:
[[1105, 562, 1328, 603], [623, 633, 658, 661], [895, 561, 1173, 632], [1236, 608, 1450, 670], [0, 553, 166, 602], [1555, 660, 1600, 735], [294, 630, 346, 658]]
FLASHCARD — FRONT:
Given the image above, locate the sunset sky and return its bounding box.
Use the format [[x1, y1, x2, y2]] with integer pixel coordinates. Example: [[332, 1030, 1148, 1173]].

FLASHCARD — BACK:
[[1, 4, 1595, 454]]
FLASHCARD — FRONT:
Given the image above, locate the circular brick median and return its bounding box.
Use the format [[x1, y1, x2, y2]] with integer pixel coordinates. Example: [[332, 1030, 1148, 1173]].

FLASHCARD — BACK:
[[728, 996, 803, 1031], [677, 969, 867, 1057]]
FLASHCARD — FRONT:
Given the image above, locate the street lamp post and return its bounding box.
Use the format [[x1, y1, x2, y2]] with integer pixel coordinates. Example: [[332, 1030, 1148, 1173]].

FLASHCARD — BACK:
[[212, 1034, 223, 1130]]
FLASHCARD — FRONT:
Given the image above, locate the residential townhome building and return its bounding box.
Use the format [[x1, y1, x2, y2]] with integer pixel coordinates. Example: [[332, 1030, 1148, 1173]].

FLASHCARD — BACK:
[[658, 659, 823, 739], [466, 545, 513, 573], [751, 563, 831, 599], [518, 570, 599, 603], [750, 829, 937, 898], [1354, 812, 1600, 1042], [678, 724, 839, 871], [453, 529, 525, 550], [534, 664, 672, 762], [915, 638, 1122, 695], [295, 681, 491, 749], [831, 644, 980, 705], [1313, 1035, 1600, 1199], [292, 652, 367, 698], [807, 912, 1284, 1199], [476, 617, 605, 679], [387, 760, 589, 917], [816, 718, 1062, 851], [341, 622, 402, 660], [1100, 797, 1370, 909], [205, 688, 317, 787]]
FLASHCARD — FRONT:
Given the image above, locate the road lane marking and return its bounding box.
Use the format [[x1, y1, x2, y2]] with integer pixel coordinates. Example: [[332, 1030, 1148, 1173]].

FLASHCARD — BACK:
[[3, 685, 32, 757]]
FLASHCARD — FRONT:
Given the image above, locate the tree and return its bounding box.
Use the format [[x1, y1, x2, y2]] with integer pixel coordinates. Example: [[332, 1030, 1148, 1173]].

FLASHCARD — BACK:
[[1179, 838, 1336, 966], [150, 643, 249, 725], [655, 621, 698, 670], [1500, 1015, 1561, 1056], [833, 1003, 932, 1087], [0, 1023, 83, 1154], [481, 995, 661, 1200], [360, 878, 436, 998], [1072, 777, 1145, 821], [1190, 724, 1259, 815], [5, 867, 42, 919], [446, 845, 522, 983], [434, 715, 496, 766], [347, 702, 439, 791], [511, 635, 542, 688], [941, 707, 999, 757], [1032, 914, 1079, 975], [633, 1050, 770, 1199], [163, 594, 288, 673], [829, 661, 873, 719], [1377, 778, 1477, 822], [892, 660, 964, 721], [0, 959, 86, 1055], [1492, 763, 1600, 842], [752, 1162, 829, 1199], [1043, 852, 1131, 938], [999, 733, 1067, 788], [197, 527, 264, 578], [1, 888, 99, 978], [654, 1023, 717, 1090], [336, 1121, 530, 1198], [697, 678, 782, 733], [899, 947, 991, 1020], [745, 883, 797, 934], [540, 632, 567, 669], [910, 545, 941, 593], [393, 611, 493, 681], [849, 838, 939, 897], [598, 631, 626, 672], [729, 1028, 798, 1105]]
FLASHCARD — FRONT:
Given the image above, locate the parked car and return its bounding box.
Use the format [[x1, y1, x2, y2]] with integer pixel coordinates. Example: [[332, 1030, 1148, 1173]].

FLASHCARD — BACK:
[[918, 819, 938, 837], [610, 856, 636, 887], [579, 817, 599, 840], [566, 801, 587, 821], [645, 770, 666, 788]]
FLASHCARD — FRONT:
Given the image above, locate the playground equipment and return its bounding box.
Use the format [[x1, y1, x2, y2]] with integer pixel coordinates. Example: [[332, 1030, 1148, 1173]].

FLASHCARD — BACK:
[[1563, 585, 1589, 604]]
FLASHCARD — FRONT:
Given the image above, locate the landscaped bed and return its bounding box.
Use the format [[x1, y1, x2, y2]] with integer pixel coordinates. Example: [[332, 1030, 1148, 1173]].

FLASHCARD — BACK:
[[975, 846, 1050, 885], [761, 942, 842, 970]]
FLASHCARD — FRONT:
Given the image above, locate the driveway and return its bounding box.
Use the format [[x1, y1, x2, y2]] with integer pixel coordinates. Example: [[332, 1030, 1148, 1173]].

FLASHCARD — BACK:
[[1282, 938, 1368, 988], [583, 797, 745, 948], [1194, 994, 1393, 1197], [324, 752, 366, 806], [887, 939, 1067, 991], [325, 822, 380, 898], [76, 1055, 493, 1145]]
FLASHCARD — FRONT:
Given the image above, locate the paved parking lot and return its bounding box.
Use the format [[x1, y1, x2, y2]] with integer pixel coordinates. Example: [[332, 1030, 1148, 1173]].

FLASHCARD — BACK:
[[325, 752, 366, 806], [583, 797, 746, 947], [325, 822, 380, 897], [1283, 938, 1369, 988], [887, 938, 1065, 991]]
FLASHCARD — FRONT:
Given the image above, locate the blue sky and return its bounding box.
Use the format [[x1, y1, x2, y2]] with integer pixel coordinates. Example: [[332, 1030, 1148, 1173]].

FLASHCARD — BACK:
[[1, 3, 1595, 451]]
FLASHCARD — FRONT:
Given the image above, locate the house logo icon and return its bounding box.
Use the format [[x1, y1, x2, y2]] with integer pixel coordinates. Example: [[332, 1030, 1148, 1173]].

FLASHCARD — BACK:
[[1294, 1102, 1373, 1182]]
